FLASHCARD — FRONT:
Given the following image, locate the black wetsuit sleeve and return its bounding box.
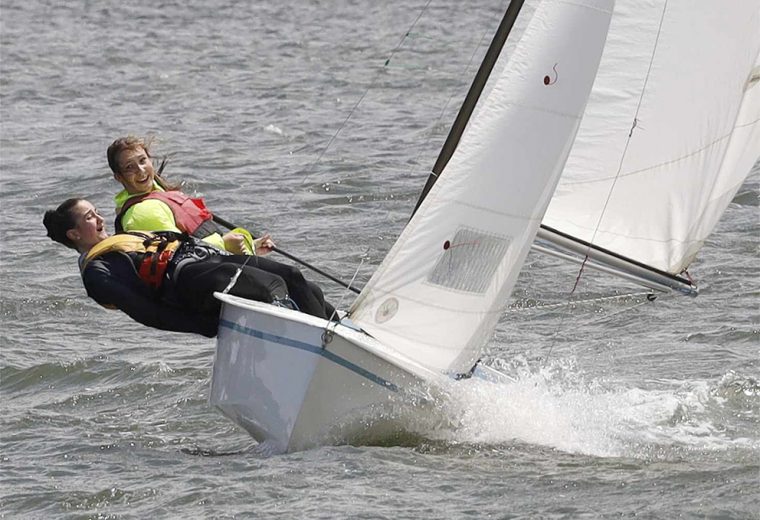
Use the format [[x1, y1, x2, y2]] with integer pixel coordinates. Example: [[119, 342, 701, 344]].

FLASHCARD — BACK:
[[82, 253, 218, 338]]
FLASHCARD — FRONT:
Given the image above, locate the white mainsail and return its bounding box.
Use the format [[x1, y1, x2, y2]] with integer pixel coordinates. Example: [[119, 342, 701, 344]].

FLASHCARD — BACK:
[[350, 0, 615, 375], [542, 0, 760, 276]]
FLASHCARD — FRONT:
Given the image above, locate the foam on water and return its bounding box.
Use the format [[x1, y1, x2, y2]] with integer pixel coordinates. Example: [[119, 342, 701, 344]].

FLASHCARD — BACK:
[[429, 358, 759, 459]]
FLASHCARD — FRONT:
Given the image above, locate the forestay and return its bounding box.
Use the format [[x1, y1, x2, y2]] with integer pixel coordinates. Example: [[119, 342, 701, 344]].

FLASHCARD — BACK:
[[542, 0, 760, 275], [350, 0, 615, 375]]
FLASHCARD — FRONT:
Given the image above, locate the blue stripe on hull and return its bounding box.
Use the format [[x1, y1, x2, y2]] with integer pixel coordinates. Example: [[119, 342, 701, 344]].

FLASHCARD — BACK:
[[219, 319, 399, 392]]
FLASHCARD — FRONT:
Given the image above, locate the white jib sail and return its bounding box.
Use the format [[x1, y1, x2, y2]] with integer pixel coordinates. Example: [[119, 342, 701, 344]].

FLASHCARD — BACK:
[[350, 0, 615, 375], [542, 0, 760, 275]]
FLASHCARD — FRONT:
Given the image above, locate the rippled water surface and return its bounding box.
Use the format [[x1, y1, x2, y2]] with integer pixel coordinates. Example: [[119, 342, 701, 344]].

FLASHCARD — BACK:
[[2, 0, 758, 518]]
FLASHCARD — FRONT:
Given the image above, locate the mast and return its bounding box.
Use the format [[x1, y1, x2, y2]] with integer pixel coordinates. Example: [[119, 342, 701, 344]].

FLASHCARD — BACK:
[[411, 0, 526, 216]]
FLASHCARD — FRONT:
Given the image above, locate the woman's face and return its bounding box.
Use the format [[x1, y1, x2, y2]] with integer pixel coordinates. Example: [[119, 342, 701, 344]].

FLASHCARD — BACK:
[[66, 200, 108, 251], [115, 146, 155, 194]]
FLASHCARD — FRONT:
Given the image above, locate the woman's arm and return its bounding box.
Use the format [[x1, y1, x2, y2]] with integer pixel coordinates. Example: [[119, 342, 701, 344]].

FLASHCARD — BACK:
[[83, 254, 218, 337]]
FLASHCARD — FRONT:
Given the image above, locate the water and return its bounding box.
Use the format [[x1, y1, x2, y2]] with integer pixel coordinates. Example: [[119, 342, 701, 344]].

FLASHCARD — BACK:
[[1, 0, 758, 518]]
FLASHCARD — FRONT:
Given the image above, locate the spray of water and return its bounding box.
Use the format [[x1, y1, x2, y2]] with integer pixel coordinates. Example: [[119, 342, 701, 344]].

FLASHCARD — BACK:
[[421, 358, 760, 459]]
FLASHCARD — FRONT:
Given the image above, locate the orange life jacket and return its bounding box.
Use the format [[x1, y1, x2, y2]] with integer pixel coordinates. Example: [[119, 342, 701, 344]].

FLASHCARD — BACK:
[[115, 191, 218, 238]]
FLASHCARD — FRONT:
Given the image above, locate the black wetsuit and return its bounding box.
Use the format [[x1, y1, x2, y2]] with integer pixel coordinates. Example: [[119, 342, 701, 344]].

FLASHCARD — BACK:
[[81, 238, 333, 337]]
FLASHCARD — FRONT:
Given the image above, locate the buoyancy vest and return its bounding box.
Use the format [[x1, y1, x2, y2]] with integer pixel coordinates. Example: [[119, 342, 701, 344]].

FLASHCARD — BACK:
[[115, 191, 218, 238], [81, 232, 183, 290]]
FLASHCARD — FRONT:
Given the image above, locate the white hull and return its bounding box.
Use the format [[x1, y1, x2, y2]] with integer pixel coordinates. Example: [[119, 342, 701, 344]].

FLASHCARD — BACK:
[[209, 293, 449, 452]]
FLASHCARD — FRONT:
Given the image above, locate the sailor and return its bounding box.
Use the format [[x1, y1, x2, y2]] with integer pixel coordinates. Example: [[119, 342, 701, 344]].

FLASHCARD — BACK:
[[108, 135, 247, 253], [106, 135, 335, 320], [43, 198, 329, 337]]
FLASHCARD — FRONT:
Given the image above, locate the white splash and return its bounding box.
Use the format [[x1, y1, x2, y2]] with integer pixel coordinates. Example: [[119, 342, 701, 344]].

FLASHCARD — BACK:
[[430, 359, 759, 459], [264, 124, 284, 136]]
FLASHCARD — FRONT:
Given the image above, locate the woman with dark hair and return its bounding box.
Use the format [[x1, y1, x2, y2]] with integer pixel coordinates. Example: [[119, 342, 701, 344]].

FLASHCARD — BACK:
[[107, 135, 336, 320], [43, 198, 331, 337]]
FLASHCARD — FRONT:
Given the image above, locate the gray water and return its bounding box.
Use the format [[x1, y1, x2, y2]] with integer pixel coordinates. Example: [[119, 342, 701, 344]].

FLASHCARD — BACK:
[[1, 0, 758, 518]]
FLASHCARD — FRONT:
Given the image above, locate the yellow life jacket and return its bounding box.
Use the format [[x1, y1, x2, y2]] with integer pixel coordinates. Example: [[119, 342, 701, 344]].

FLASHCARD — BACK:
[[81, 232, 183, 289]]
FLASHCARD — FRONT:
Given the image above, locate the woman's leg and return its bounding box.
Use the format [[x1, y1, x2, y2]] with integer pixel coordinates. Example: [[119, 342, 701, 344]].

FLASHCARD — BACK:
[[245, 256, 329, 319], [174, 256, 288, 314], [307, 280, 338, 320]]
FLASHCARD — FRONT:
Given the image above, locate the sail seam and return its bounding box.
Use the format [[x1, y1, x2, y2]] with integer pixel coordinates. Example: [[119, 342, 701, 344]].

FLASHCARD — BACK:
[[555, 116, 760, 186], [359, 286, 509, 314], [497, 101, 584, 120], [584, 0, 668, 230], [430, 197, 547, 220], [554, 0, 614, 15]]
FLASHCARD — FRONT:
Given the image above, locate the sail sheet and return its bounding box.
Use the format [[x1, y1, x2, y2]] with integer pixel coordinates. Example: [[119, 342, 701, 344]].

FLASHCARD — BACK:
[[542, 0, 760, 275], [350, 0, 615, 374]]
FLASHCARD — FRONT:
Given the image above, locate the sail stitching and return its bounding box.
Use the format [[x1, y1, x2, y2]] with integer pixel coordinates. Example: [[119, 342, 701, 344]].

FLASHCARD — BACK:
[[432, 197, 547, 220], [357, 285, 510, 315], [556, 116, 760, 186], [555, 0, 615, 15]]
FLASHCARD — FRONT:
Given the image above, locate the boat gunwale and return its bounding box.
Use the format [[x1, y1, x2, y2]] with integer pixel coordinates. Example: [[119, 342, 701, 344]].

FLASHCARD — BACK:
[[213, 292, 447, 384]]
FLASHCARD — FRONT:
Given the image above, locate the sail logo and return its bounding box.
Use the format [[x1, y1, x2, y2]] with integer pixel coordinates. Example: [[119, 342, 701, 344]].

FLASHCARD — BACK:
[[375, 297, 399, 323]]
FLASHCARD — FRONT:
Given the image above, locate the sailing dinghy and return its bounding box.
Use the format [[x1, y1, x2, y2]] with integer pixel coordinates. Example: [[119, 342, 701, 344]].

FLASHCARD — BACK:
[[209, 0, 760, 453]]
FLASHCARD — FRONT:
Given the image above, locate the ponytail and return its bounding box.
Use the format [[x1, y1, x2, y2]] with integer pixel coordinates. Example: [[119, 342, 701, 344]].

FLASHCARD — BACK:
[[43, 198, 82, 250]]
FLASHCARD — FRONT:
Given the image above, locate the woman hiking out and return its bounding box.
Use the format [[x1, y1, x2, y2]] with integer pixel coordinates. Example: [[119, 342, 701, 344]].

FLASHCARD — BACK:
[[43, 198, 330, 337], [107, 135, 335, 320]]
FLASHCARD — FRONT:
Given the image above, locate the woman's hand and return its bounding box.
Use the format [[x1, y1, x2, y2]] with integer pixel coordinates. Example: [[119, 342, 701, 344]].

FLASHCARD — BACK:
[[222, 232, 248, 255], [253, 233, 275, 256]]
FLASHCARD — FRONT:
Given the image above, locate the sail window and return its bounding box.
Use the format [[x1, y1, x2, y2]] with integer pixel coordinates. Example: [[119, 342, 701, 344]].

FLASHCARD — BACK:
[[428, 228, 511, 294]]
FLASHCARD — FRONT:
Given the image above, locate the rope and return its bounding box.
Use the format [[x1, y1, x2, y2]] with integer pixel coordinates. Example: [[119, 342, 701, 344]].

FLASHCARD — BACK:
[[541, 1, 669, 364], [322, 251, 369, 345], [404, 13, 498, 191], [294, 0, 435, 195], [328, 251, 368, 321]]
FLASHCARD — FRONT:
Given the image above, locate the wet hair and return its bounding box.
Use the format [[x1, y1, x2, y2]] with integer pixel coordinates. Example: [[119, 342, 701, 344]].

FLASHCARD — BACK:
[[107, 135, 178, 189], [43, 198, 83, 250]]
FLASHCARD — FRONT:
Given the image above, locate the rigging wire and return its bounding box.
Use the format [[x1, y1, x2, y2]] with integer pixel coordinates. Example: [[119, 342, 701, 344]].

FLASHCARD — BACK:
[[280, 1, 436, 291], [287, 0, 502, 289], [322, 250, 369, 344], [294, 0, 435, 192], [541, 1, 670, 365], [511, 290, 662, 336], [403, 8, 503, 195]]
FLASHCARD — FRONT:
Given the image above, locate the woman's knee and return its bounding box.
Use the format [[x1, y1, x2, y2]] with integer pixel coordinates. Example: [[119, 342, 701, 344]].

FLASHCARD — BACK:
[[280, 265, 307, 286], [308, 281, 324, 300]]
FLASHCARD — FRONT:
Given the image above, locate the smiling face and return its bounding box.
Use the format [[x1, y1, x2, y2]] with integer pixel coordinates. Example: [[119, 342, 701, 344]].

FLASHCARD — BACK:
[[65, 200, 109, 252], [114, 146, 156, 195]]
